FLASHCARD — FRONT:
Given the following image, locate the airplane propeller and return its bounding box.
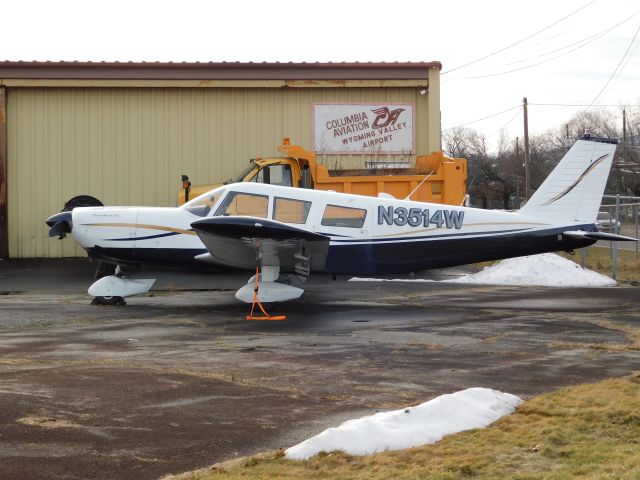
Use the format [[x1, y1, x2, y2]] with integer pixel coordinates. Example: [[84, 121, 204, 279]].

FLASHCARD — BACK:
[[46, 211, 73, 238], [45, 195, 103, 239]]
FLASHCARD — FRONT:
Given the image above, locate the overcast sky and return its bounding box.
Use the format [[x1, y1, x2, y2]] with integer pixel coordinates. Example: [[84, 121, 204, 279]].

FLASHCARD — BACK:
[[3, 0, 639, 150]]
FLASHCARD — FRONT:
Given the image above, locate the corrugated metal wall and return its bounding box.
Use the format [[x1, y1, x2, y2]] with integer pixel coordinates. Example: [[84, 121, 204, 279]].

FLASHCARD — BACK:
[[7, 87, 429, 257]]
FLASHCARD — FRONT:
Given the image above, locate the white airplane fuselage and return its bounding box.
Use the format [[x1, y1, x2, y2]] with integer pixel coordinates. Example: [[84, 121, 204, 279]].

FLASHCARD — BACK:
[[70, 206, 207, 266], [188, 183, 598, 275], [66, 183, 596, 276], [46, 136, 630, 304]]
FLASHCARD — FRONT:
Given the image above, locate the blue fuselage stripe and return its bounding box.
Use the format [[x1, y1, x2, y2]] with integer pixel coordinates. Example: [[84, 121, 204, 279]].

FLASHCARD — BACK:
[[88, 224, 597, 274], [104, 232, 181, 242], [329, 227, 532, 243], [323, 225, 597, 274]]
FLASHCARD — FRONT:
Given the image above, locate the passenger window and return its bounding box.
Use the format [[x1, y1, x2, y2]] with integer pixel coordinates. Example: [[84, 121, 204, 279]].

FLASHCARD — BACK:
[[183, 192, 221, 217], [253, 165, 293, 187], [214, 192, 269, 218], [321, 204, 367, 228], [273, 197, 312, 224]]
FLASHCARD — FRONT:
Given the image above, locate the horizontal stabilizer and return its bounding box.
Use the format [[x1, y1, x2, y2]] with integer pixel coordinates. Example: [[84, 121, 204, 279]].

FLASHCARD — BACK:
[[563, 230, 638, 242]]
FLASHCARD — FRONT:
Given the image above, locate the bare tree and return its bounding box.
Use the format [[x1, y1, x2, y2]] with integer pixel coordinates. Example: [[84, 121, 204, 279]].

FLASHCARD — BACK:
[[444, 107, 640, 209], [444, 127, 512, 208]]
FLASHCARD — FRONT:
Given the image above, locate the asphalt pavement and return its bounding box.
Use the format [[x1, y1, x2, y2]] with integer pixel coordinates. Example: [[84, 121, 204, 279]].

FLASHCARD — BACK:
[[0, 258, 639, 480]]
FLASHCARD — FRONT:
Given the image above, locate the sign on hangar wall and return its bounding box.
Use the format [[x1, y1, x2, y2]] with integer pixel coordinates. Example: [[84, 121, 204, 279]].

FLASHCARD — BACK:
[[313, 103, 415, 155]]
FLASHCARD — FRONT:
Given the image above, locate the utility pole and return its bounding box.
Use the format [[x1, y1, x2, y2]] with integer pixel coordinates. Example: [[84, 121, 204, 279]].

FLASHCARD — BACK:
[[515, 136, 520, 208], [623, 109, 627, 165], [523, 97, 530, 199]]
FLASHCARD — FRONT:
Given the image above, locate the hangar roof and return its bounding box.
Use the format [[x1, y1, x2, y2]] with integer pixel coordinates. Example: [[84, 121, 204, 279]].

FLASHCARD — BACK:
[[0, 61, 442, 80]]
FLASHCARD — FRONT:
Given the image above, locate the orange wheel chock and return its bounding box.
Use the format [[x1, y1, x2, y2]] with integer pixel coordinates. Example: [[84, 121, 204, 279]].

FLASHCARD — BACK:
[[246, 266, 287, 321]]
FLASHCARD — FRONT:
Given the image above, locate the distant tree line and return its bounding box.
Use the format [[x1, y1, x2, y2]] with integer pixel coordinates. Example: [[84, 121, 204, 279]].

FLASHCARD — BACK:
[[443, 108, 640, 209]]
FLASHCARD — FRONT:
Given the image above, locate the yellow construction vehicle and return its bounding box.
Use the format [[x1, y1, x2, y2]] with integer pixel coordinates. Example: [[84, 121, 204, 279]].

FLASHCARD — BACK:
[[178, 139, 467, 206]]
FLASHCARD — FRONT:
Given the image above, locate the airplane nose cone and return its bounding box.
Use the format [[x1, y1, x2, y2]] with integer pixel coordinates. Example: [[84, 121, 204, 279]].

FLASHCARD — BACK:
[[46, 211, 73, 237], [46, 211, 71, 227]]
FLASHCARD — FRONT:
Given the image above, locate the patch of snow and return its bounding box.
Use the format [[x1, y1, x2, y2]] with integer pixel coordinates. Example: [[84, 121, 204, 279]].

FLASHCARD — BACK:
[[285, 387, 521, 460], [449, 253, 615, 287], [349, 277, 434, 283], [349, 253, 615, 287]]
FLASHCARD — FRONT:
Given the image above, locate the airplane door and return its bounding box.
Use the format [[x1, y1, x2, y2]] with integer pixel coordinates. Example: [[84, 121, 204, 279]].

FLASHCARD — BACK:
[[315, 197, 372, 237], [316, 197, 373, 274], [131, 208, 140, 253]]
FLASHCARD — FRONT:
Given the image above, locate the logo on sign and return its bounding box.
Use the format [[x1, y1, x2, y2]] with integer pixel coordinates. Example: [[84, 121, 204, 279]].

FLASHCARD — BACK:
[[314, 103, 414, 154], [371, 107, 405, 129]]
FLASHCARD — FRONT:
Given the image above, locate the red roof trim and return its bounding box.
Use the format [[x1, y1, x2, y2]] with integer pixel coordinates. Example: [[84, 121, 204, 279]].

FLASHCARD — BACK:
[[0, 61, 441, 80]]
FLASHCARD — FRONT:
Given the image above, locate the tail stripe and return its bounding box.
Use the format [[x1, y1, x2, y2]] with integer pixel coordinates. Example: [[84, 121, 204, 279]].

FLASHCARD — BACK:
[[541, 153, 609, 206], [518, 138, 617, 223]]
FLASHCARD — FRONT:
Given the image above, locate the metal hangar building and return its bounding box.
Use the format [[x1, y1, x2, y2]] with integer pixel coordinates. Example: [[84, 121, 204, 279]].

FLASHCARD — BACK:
[[0, 61, 442, 258]]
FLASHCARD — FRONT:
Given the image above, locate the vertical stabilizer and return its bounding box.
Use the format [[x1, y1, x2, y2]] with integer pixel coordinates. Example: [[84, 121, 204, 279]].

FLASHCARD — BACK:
[[518, 136, 617, 222]]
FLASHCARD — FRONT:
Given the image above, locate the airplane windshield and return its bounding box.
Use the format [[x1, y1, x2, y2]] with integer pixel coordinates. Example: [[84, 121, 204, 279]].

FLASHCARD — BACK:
[[183, 191, 222, 217], [214, 191, 269, 218]]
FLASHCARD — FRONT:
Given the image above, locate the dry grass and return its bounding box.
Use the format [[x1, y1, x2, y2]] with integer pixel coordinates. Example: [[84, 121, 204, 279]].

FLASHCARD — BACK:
[[406, 341, 446, 350], [472, 246, 639, 284], [561, 246, 640, 284], [551, 318, 640, 352], [165, 375, 640, 480], [17, 416, 81, 429]]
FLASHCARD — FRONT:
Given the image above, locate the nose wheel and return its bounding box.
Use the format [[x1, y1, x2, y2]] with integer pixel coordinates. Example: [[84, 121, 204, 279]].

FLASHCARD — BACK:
[[88, 266, 155, 305], [91, 295, 126, 306]]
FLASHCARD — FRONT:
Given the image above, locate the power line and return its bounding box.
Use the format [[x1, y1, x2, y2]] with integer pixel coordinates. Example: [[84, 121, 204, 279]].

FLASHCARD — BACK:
[[607, 16, 640, 90], [587, 22, 640, 108], [530, 103, 640, 107], [604, 36, 639, 100], [507, 9, 640, 65], [452, 10, 639, 80], [442, 0, 598, 75], [442, 106, 521, 132], [487, 107, 523, 138]]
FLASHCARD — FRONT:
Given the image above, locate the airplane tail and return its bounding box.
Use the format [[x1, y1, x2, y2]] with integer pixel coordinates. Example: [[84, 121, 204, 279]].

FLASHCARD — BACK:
[[518, 135, 617, 223]]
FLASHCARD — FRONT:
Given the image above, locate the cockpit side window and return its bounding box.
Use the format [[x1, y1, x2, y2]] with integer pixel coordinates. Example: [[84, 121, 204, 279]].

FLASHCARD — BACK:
[[183, 192, 221, 217], [273, 197, 312, 224], [214, 191, 269, 218], [321, 204, 367, 228]]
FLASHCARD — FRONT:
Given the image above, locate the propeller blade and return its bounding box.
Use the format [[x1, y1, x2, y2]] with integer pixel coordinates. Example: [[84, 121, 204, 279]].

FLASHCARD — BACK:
[[46, 211, 72, 238]]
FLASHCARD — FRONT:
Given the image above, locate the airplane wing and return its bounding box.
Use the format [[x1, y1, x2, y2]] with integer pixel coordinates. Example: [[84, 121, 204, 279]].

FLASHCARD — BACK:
[[562, 230, 638, 242], [191, 216, 330, 303]]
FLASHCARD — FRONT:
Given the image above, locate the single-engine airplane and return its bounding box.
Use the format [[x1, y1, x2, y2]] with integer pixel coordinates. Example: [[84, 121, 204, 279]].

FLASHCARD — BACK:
[[47, 135, 636, 306]]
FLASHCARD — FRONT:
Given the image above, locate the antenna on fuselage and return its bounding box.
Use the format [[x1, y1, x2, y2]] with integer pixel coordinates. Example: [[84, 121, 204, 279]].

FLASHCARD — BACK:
[[404, 172, 433, 201]]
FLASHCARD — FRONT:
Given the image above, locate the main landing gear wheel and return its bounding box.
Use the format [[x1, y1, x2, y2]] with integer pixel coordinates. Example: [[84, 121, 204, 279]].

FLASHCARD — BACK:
[[93, 260, 117, 279], [91, 295, 126, 306]]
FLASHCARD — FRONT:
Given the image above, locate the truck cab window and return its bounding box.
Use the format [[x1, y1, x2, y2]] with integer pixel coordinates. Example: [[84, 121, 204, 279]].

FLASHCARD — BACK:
[[253, 165, 293, 187]]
